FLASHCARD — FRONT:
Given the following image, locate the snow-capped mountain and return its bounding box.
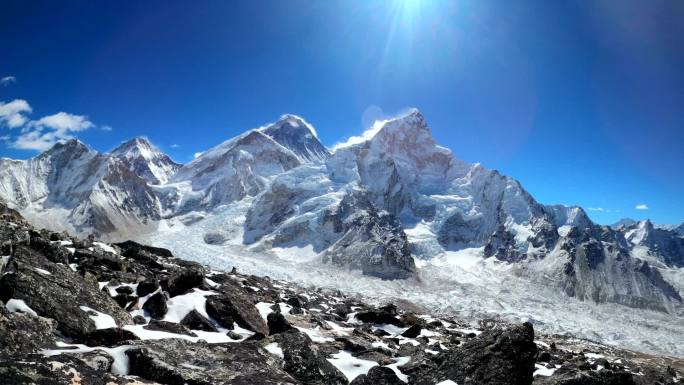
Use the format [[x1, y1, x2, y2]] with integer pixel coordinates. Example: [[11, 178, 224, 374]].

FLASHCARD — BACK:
[[0, 110, 682, 314], [611, 218, 637, 230], [0, 139, 162, 236], [110, 137, 181, 184], [625, 220, 684, 267]]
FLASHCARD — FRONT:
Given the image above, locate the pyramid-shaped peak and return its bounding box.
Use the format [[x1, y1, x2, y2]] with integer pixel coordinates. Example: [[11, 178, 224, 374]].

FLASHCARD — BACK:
[[111, 137, 165, 160], [266, 114, 318, 139], [43, 138, 90, 156], [261, 114, 329, 162]]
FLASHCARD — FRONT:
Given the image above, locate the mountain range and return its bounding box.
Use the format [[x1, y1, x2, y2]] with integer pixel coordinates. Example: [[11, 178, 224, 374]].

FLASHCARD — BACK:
[[1, 109, 682, 314]]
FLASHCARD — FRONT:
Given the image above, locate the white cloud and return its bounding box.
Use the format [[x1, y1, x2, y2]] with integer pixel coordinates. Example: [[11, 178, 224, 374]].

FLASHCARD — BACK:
[[0, 76, 16, 86], [635, 204, 649, 210], [170, 144, 180, 148], [12, 112, 95, 151], [193, 152, 203, 159], [0, 99, 32, 128], [30, 112, 94, 132], [101, 125, 113, 131], [587, 207, 605, 212], [331, 119, 387, 151]]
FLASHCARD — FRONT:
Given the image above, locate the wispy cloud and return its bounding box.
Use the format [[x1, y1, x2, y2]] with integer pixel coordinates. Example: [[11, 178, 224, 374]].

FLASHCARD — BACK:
[[0, 76, 16, 86], [0, 99, 32, 128], [635, 204, 649, 210], [170, 144, 180, 148], [587, 207, 620, 213], [331, 119, 387, 151], [101, 125, 113, 132]]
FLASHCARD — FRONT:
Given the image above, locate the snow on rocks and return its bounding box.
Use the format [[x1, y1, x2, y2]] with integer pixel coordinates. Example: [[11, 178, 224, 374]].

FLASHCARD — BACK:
[[40, 341, 133, 375], [327, 350, 378, 382], [80, 306, 117, 329], [0, 206, 681, 385], [264, 342, 284, 359], [5, 298, 38, 316]]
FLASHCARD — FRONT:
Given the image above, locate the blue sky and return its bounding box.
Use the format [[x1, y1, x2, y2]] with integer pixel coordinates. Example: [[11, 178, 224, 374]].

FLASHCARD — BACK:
[[1, 0, 682, 225]]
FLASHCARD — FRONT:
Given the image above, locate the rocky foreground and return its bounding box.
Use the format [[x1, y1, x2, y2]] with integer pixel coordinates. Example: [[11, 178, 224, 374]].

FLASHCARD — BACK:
[[0, 203, 682, 385]]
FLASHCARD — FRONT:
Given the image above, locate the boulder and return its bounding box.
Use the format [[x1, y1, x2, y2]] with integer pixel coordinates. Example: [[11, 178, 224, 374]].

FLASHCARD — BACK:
[[144, 320, 197, 336], [0, 307, 57, 356], [142, 291, 167, 319], [412, 322, 538, 385], [401, 324, 421, 338], [75, 327, 140, 347], [534, 370, 637, 385], [0, 246, 131, 340], [180, 309, 218, 332], [356, 304, 404, 327], [273, 329, 347, 385], [126, 339, 299, 384], [0, 354, 137, 385], [205, 285, 268, 335], [137, 278, 159, 297], [267, 311, 291, 335], [165, 269, 204, 297], [350, 366, 405, 385]]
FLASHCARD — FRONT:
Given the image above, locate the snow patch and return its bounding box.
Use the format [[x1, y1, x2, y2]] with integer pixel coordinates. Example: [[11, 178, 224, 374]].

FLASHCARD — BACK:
[[80, 306, 117, 329], [264, 342, 284, 359], [5, 299, 38, 316], [327, 350, 378, 382]]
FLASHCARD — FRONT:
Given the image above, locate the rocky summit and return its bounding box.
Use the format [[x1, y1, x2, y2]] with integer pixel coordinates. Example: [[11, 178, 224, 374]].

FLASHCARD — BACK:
[[0, 203, 682, 384]]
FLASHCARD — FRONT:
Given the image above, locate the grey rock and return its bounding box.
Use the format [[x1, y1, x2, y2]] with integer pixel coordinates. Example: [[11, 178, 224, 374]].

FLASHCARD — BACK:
[[126, 338, 299, 385]]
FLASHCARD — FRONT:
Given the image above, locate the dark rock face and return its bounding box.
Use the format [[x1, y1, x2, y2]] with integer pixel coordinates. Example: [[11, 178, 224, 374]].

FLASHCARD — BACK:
[[273, 329, 348, 385], [0, 308, 57, 356], [205, 286, 268, 335], [126, 339, 299, 385], [181, 309, 218, 332], [137, 278, 159, 297], [350, 366, 404, 385], [0, 246, 131, 339], [356, 304, 404, 326], [535, 370, 638, 385], [75, 327, 140, 347], [142, 291, 168, 319], [401, 324, 422, 338], [165, 269, 204, 297], [413, 323, 537, 385], [0, 354, 139, 385], [267, 311, 292, 335], [321, 191, 416, 279], [261, 115, 331, 162], [144, 320, 196, 336]]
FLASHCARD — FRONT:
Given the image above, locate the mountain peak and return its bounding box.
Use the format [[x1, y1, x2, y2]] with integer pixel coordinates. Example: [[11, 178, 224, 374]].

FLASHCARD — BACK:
[[261, 114, 329, 162], [612, 218, 637, 229], [111, 137, 157, 157], [43, 138, 90, 157], [110, 136, 180, 184], [272, 114, 318, 138]]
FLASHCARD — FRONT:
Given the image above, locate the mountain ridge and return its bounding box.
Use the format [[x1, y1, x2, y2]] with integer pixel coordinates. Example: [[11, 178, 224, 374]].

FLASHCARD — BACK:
[[0, 109, 682, 315]]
